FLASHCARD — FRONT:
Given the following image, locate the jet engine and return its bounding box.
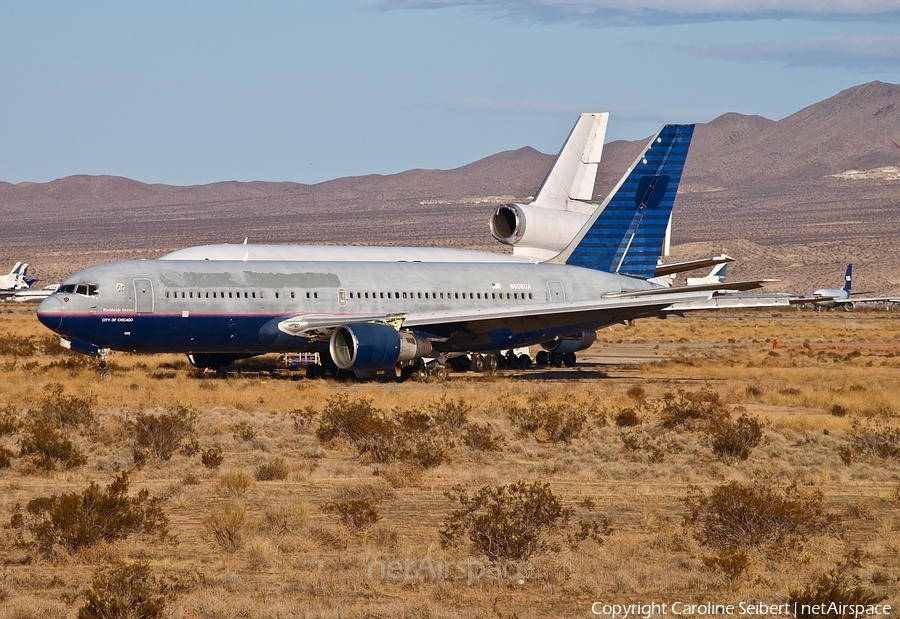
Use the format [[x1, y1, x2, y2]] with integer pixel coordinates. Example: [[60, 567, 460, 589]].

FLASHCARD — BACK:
[[541, 330, 597, 354], [490, 203, 589, 258], [329, 322, 432, 371]]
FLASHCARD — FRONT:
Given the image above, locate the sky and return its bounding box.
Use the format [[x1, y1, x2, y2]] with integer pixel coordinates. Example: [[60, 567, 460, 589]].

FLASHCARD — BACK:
[[1, 1, 898, 186]]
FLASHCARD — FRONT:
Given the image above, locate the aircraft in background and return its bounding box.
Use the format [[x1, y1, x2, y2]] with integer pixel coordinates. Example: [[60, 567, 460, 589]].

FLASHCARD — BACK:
[[161, 113, 728, 280], [793, 264, 899, 311], [36, 119, 781, 380], [0, 262, 36, 299], [13, 283, 60, 303], [686, 261, 729, 287]]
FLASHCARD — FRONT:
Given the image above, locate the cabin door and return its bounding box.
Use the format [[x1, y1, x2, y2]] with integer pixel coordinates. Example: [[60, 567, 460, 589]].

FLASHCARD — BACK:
[[134, 278, 154, 313], [547, 281, 566, 302]]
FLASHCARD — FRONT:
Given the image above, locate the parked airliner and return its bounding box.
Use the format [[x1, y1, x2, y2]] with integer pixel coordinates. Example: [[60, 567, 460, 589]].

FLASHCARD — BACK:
[[36, 120, 775, 379], [795, 264, 899, 311]]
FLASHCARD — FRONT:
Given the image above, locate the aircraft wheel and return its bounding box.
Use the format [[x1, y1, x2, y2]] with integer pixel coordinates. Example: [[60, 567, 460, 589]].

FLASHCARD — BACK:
[[518, 354, 532, 369], [844, 303, 855, 312], [563, 352, 577, 367], [550, 352, 564, 367], [485, 354, 499, 373], [505, 353, 520, 370], [470, 354, 485, 372], [449, 356, 469, 372], [496, 354, 507, 369], [535, 351, 550, 367], [433, 363, 449, 382], [99, 369, 112, 381]]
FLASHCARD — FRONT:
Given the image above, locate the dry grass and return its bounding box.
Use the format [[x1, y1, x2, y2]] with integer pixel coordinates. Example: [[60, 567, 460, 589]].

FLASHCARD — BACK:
[[0, 305, 899, 617]]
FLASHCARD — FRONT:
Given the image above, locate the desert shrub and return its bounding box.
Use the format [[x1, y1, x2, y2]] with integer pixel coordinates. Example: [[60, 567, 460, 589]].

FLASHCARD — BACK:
[[255, 458, 289, 481], [289, 407, 317, 433], [218, 470, 252, 496], [789, 569, 886, 618], [440, 481, 609, 565], [710, 414, 766, 460], [542, 402, 587, 443], [30, 383, 95, 429], [0, 403, 22, 436], [19, 421, 87, 470], [231, 421, 257, 441], [626, 384, 646, 403], [322, 498, 382, 532], [129, 405, 197, 462], [201, 447, 224, 469], [316, 394, 384, 443], [848, 422, 900, 461], [9, 472, 169, 556], [701, 549, 751, 583], [619, 430, 674, 463], [0, 446, 14, 469], [78, 562, 173, 619], [260, 501, 309, 535], [830, 404, 850, 417], [429, 395, 471, 432], [501, 394, 543, 436], [0, 334, 36, 356], [315, 395, 449, 468], [44, 355, 91, 372], [684, 481, 839, 550], [462, 422, 505, 452], [203, 502, 252, 552], [502, 393, 592, 442], [614, 408, 641, 427], [659, 388, 730, 429]]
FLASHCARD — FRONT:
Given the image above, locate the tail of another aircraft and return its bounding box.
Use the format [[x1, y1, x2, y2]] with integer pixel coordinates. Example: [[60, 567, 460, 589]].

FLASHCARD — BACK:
[[843, 264, 852, 293], [686, 263, 727, 287], [490, 113, 609, 262], [553, 124, 694, 279]]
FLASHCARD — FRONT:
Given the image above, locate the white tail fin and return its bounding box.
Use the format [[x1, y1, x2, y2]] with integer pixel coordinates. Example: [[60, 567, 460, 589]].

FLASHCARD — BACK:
[[532, 113, 608, 211], [686, 262, 727, 286], [490, 113, 609, 262]]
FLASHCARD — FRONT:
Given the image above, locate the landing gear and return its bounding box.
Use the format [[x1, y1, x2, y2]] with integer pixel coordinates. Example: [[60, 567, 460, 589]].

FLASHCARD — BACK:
[[98, 348, 111, 380], [550, 351, 564, 367], [535, 351, 550, 367], [563, 352, 577, 367]]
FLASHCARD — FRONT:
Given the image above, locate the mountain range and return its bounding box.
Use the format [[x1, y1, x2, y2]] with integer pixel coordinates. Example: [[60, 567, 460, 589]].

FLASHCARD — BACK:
[[1, 81, 898, 294]]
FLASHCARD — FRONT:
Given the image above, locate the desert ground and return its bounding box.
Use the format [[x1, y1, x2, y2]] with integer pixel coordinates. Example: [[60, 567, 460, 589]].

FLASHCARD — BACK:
[[0, 303, 898, 618]]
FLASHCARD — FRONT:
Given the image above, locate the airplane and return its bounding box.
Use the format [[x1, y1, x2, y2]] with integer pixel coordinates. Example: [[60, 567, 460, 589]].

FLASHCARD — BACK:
[[0, 262, 36, 300], [794, 264, 900, 311], [161, 113, 730, 280], [13, 283, 60, 303], [686, 260, 728, 287], [36, 119, 779, 380]]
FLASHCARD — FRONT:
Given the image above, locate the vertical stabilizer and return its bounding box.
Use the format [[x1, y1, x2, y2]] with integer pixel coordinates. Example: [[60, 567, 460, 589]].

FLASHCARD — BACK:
[[843, 264, 852, 293], [553, 124, 694, 279], [532, 113, 609, 212]]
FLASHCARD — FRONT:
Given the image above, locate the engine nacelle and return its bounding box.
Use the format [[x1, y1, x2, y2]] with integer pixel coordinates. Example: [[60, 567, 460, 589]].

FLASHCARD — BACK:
[[490, 203, 589, 255], [329, 322, 432, 371], [541, 331, 597, 354]]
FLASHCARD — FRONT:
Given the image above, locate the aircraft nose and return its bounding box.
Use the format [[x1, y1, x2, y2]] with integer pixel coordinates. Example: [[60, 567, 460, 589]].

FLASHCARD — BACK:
[[37, 296, 64, 331]]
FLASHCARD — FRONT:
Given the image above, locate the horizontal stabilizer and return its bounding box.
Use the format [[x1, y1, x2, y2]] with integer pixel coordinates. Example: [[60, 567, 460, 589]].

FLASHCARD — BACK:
[[654, 254, 734, 278]]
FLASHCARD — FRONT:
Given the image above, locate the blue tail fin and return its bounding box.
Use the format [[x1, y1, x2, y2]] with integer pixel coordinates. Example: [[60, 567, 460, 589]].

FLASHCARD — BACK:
[[843, 264, 852, 293], [557, 124, 694, 279]]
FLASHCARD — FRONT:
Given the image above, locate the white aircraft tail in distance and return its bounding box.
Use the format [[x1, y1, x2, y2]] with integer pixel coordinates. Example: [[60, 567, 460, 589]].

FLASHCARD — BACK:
[[795, 264, 900, 311]]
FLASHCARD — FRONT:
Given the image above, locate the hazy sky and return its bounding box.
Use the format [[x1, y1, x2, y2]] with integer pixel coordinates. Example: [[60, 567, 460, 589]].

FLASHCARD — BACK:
[[2, 1, 898, 185]]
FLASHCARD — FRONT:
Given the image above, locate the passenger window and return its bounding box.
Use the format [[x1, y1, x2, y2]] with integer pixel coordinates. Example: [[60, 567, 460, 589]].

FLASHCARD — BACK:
[[229, 292, 233, 298], [290, 291, 295, 299], [314, 292, 318, 299], [252, 292, 256, 299]]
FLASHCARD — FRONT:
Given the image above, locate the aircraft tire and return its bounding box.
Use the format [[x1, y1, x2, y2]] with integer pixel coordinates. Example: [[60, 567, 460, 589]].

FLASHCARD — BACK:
[[486, 354, 499, 373], [563, 352, 576, 367], [518, 354, 532, 369], [471, 354, 485, 373], [550, 352, 564, 367], [535, 351, 549, 367], [433, 363, 449, 381], [505, 353, 519, 370]]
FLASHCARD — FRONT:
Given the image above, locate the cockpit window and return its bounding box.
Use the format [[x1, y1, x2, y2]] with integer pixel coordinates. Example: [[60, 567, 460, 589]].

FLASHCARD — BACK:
[[61, 283, 100, 296]]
